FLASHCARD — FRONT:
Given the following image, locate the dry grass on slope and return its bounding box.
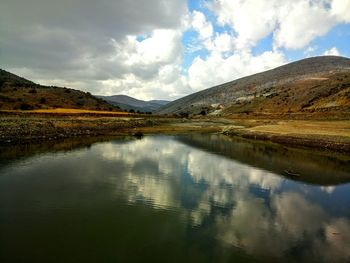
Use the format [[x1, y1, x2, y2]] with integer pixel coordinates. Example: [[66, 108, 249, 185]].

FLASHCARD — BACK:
[[224, 72, 350, 116]]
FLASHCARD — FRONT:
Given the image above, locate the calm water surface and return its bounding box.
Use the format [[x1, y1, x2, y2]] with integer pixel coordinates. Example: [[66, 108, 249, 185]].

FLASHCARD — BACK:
[[0, 135, 350, 263]]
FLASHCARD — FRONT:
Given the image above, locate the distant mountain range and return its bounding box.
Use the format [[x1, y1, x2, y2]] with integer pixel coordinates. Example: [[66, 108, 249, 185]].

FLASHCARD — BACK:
[[157, 56, 350, 117], [0, 69, 119, 111], [97, 95, 170, 113], [0, 68, 169, 113]]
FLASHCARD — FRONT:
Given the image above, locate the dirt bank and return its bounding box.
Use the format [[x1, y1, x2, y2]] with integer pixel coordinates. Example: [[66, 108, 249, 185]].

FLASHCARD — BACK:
[[222, 119, 350, 153], [1, 111, 350, 153], [0, 113, 228, 144]]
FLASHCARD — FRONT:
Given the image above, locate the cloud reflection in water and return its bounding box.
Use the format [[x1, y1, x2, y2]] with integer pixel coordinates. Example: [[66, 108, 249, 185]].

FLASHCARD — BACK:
[[97, 136, 350, 262]]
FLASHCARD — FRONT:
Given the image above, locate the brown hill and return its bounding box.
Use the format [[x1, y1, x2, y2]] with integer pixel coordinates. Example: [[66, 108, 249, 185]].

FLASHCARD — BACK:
[[157, 56, 350, 118], [224, 71, 350, 117], [0, 69, 119, 111]]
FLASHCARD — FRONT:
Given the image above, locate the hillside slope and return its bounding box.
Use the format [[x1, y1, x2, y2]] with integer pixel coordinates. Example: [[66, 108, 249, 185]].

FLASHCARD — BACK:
[[0, 69, 119, 111], [157, 56, 350, 117], [97, 94, 169, 112]]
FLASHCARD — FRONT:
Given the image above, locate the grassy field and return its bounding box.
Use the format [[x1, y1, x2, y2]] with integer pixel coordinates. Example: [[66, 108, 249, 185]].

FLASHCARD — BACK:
[[248, 120, 350, 137], [223, 119, 350, 152], [0, 108, 130, 115]]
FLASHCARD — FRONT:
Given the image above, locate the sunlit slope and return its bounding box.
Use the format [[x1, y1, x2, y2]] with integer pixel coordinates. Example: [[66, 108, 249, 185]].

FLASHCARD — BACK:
[[0, 69, 119, 111], [157, 56, 350, 116]]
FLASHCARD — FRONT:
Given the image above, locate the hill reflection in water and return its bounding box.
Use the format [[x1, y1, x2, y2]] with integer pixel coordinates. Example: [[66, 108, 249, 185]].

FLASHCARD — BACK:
[[0, 135, 349, 262]]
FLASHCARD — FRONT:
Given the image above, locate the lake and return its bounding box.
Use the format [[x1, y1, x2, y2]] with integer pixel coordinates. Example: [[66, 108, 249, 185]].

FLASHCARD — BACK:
[[0, 134, 350, 263]]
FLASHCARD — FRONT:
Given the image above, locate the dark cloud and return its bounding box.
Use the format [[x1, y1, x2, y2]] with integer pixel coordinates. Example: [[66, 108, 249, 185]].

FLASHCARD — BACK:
[[1, 0, 185, 38], [0, 0, 187, 97]]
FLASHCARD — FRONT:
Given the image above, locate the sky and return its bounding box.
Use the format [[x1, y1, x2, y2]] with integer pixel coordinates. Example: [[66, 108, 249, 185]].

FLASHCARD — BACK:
[[1, 0, 350, 100]]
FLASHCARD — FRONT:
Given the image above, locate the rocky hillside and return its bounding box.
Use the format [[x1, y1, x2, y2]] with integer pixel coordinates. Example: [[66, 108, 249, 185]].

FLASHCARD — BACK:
[[0, 69, 119, 111], [97, 94, 169, 113], [157, 56, 350, 117]]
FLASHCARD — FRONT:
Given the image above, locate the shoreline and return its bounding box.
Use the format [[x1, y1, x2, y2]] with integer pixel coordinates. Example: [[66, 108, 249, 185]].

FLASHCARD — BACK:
[[223, 129, 350, 153], [221, 118, 350, 153], [1, 112, 349, 153], [0, 113, 226, 145]]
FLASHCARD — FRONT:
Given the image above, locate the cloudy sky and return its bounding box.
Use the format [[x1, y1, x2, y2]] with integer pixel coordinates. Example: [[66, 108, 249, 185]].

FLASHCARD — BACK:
[[1, 0, 350, 100]]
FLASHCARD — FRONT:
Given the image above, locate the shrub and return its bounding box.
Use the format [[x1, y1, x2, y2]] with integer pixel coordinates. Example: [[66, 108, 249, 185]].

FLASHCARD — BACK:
[[20, 103, 33, 110], [179, 112, 189, 118], [39, 97, 46, 104], [133, 131, 144, 139], [29, 89, 37, 94]]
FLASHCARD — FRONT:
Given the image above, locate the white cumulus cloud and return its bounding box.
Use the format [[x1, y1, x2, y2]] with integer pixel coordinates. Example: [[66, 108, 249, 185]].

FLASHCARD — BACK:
[[210, 0, 349, 50], [323, 47, 341, 56], [331, 0, 350, 23], [188, 50, 286, 92], [0, 0, 349, 100], [191, 11, 214, 40]]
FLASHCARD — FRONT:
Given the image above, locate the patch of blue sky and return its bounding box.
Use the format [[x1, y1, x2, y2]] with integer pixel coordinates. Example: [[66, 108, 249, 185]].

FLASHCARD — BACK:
[[185, 0, 350, 73], [181, 49, 209, 74], [187, 0, 210, 13], [213, 23, 234, 35], [184, 1, 233, 59], [252, 33, 274, 56], [314, 24, 350, 57], [135, 34, 150, 42], [181, 30, 209, 74], [277, 24, 350, 63], [282, 49, 308, 63], [188, 0, 234, 34]]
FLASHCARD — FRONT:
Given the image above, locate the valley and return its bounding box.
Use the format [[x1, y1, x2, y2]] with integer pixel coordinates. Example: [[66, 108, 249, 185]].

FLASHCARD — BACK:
[[1, 56, 350, 153], [2, 2, 350, 262], [97, 94, 170, 113]]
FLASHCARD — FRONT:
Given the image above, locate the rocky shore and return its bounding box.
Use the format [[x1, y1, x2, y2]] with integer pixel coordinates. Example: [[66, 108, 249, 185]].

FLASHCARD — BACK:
[[0, 113, 225, 144], [0, 114, 161, 144]]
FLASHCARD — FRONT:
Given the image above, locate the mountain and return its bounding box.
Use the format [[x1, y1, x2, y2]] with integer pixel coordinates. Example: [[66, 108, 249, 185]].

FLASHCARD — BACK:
[[97, 94, 170, 113], [156, 56, 350, 117], [0, 69, 119, 111], [0, 69, 35, 86]]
